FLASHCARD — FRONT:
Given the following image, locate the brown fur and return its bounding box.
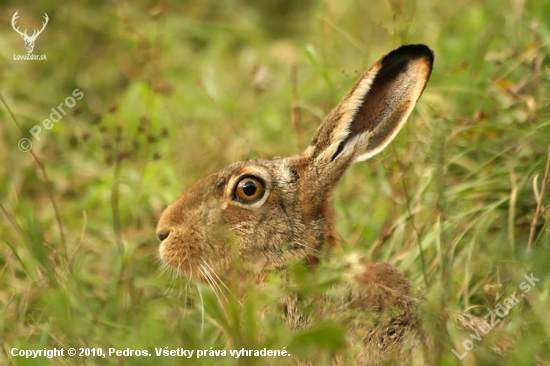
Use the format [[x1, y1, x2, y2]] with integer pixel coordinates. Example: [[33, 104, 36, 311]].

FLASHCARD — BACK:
[[156, 45, 498, 364]]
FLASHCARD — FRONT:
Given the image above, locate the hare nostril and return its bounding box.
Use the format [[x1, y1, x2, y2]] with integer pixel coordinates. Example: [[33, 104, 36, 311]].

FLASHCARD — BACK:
[[157, 231, 170, 242]]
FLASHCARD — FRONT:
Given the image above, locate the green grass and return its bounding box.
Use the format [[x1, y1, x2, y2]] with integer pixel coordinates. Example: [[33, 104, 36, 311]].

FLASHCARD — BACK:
[[1, 0, 549, 364]]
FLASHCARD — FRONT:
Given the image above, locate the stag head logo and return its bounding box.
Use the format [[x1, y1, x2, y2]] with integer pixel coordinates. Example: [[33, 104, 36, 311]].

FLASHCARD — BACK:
[[11, 10, 49, 54]]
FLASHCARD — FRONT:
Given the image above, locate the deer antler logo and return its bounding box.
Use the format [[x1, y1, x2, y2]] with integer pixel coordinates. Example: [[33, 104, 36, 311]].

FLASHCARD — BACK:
[[11, 10, 49, 54]]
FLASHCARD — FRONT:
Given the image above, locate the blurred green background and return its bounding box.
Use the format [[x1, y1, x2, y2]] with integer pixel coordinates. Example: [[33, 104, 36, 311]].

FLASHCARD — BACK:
[[1, 0, 549, 364]]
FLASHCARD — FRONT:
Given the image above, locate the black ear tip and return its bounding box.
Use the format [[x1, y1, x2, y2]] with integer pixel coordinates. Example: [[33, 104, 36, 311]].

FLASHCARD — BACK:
[[389, 44, 435, 64]]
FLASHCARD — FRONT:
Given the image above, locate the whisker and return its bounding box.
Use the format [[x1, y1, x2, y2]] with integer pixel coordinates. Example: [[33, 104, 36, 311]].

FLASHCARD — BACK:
[[200, 264, 230, 321], [185, 262, 193, 315], [178, 272, 185, 300], [200, 264, 219, 295], [202, 260, 232, 304], [167, 252, 181, 297], [200, 264, 224, 306], [183, 275, 190, 316], [293, 241, 321, 254], [175, 255, 186, 300], [196, 283, 204, 337], [199, 266, 216, 295], [163, 266, 176, 297], [157, 261, 169, 278]]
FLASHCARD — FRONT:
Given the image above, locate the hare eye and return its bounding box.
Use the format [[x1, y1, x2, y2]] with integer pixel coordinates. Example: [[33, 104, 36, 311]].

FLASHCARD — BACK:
[[234, 176, 264, 203]]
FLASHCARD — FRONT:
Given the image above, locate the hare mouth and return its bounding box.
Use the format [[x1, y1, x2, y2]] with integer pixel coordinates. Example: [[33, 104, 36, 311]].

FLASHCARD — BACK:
[[159, 241, 205, 278], [161, 253, 207, 280]]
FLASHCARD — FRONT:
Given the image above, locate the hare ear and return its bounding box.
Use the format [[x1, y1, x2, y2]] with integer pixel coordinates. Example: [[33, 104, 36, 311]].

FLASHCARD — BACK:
[[305, 44, 434, 170]]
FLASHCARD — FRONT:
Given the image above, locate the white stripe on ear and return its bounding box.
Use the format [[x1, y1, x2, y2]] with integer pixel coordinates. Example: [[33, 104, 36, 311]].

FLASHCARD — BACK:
[[303, 65, 382, 165], [306, 45, 434, 168], [333, 70, 379, 160]]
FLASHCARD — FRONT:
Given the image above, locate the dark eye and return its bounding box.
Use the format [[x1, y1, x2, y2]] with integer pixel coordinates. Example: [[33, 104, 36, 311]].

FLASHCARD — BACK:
[[234, 176, 265, 203]]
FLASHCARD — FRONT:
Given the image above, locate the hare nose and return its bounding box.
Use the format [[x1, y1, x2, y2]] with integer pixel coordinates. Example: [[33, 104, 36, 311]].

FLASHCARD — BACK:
[[157, 231, 170, 242]]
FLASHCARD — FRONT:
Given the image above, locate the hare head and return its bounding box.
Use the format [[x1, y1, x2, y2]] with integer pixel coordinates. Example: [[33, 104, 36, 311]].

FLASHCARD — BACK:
[[157, 44, 434, 281]]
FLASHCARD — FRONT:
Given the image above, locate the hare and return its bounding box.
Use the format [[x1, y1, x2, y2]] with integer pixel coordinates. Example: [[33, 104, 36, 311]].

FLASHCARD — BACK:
[[156, 45, 493, 364]]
